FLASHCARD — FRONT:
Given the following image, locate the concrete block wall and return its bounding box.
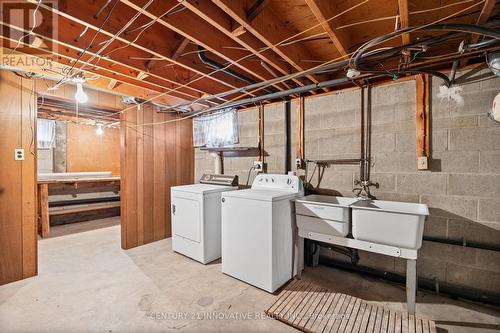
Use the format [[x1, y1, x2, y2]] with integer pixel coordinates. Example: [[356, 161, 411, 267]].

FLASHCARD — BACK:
[[194, 70, 500, 293]]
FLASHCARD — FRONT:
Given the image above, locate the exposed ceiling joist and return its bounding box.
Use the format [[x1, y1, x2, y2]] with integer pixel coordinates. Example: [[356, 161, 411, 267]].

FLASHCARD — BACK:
[[0, 22, 210, 104], [398, 0, 410, 45], [120, 0, 285, 92], [171, 37, 190, 61], [470, 0, 496, 44], [27, 0, 243, 95], [180, 0, 299, 91], [246, 0, 270, 22], [210, 0, 324, 93], [304, 0, 350, 57]]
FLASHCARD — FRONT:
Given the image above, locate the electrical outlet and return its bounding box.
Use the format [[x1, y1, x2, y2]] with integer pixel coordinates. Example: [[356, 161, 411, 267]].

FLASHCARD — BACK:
[[417, 156, 428, 170], [253, 161, 263, 171], [14, 149, 25, 161]]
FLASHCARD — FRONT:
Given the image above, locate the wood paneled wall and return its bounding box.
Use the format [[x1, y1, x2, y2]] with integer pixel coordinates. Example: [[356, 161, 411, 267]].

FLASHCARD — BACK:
[[0, 70, 37, 285], [120, 106, 194, 249], [67, 123, 120, 175]]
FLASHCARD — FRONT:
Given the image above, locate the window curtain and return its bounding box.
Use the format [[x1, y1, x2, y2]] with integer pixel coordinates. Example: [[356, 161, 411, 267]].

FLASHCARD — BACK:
[[193, 109, 239, 147], [37, 118, 56, 149]]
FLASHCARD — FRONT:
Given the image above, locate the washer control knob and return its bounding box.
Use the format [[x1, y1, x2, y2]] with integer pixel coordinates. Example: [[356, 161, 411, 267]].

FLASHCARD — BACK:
[[286, 178, 292, 185]]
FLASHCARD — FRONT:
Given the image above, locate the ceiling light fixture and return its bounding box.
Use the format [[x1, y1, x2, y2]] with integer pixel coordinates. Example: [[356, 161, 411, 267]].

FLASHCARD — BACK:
[[73, 74, 88, 104], [96, 123, 104, 136]]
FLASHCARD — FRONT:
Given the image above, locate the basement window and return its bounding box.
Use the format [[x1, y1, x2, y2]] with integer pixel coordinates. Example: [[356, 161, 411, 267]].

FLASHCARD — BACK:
[[193, 109, 239, 148], [37, 118, 56, 149]]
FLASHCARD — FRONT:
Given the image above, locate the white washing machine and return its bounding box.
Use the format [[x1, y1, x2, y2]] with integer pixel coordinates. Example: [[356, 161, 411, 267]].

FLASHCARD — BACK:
[[171, 174, 238, 264], [221, 173, 304, 293]]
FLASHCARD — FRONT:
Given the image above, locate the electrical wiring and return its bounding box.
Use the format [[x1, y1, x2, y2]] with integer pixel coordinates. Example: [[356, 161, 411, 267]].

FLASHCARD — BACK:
[[101, 2, 183, 59], [134, 1, 499, 128], [13, 0, 42, 52], [46, 0, 121, 92], [108, 0, 371, 121]]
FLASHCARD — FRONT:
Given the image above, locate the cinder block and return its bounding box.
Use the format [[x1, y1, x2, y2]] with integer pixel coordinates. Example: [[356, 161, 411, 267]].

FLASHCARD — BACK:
[[447, 220, 500, 246], [395, 132, 416, 152], [433, 115, 478, 129], [320, 170, 355, 189], [478, 115, 499, 128], [479, 151, 500, 174], [356, 250, 396, 272], [430, 151, 479, 173], [371, 152, 416, 173], [395, 258, 446, 281], [445, 263, 500, 292], [419, 241, 476, 267], [449, 127, 500, 151], [370, 105, 395, 125], [478, 199, 500, 222], [448, 174, 500, 197], [372, 192, 419, 203], [322, 109, 357, 130], [420, 195, 477, 220], [371, 133, 396, 153], [318, 130, 361, 156], [369, 173, 396, 193], [423, 216, 448, 238], [430, 129, 448, 152], [476, 250, 500, 273], [397, 173, 447, 195]]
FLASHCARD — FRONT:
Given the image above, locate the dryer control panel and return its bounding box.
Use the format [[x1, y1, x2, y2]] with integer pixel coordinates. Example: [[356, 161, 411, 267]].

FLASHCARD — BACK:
[[252, 174, 303, 192]]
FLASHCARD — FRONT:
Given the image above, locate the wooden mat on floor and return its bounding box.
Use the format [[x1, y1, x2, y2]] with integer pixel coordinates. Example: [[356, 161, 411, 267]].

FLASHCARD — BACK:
[[265, 279, 436, 333]]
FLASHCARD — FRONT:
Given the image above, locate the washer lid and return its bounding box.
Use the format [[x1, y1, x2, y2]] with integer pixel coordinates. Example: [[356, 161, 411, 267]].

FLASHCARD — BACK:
[[172, 184, 238, 195], [222, 188, 302, 202]]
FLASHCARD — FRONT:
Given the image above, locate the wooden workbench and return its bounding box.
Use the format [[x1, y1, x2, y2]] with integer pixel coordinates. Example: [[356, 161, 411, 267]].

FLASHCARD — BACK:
[[38, 177, 120, 238]]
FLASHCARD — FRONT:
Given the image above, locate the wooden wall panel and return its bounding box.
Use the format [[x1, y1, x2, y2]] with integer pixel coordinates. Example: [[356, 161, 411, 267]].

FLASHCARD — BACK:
[[0, 70, 37, 285], [66, 123, 120, 176], [120, 106, 193, 249]]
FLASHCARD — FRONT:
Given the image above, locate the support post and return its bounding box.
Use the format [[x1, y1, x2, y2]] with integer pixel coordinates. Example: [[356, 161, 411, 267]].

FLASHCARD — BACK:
[[406, 259, 417, 315], [416, 74, 430, 170], [39, 183, 50, 238], [284, 98, 291, 173]]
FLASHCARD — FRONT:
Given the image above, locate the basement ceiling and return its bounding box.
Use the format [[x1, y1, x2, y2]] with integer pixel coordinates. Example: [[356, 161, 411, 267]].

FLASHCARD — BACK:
[[0, 0, 498, 112]]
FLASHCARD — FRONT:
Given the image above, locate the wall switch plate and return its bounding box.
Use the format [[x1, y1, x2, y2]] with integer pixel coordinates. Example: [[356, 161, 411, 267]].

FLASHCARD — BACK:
[[14, 149, 25, 161], [417, 156, 428, 170]]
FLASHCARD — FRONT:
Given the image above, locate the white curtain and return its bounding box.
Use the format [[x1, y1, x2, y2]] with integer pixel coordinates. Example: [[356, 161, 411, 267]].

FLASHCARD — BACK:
[[193, 109, 239, 147], [37, 118, 56, 149]]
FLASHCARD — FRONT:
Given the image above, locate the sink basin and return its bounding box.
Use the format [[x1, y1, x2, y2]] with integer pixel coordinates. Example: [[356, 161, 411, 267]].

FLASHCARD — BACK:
[[351, 200, 429, 250], [295, 195, 360, 237]]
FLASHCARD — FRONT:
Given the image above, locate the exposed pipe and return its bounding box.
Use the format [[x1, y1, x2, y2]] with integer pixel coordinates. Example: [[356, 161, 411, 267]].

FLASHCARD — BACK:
[[352, 23, 500, 68], [318, 255, 500, 306], [197, 46, 277, 94], [284, 97, 292, 173]]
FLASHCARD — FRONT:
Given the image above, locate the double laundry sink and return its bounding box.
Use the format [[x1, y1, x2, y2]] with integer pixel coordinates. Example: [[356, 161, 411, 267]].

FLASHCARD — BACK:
[[295, 195, 429, 250]]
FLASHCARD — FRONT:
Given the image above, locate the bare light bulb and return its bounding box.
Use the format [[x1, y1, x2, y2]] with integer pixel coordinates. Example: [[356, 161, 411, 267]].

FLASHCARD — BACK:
[[96, 123, 104, 136], [75, 83, 88, 103]]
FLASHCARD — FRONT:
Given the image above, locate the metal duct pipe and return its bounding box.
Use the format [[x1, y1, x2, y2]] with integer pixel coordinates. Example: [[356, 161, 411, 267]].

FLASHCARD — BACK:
[[188, 76, 369, 116], [197, 46, 277, 94], [284, 97, 292, 173]]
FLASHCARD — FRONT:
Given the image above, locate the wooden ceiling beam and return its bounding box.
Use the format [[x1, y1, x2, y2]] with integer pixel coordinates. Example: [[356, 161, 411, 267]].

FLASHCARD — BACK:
[[246, 0, 270, 22], [470, 0, 496, 44], [304, 0, 350, 57], [171, 37, 190, 61], [0, 41, 186, 107], [180, 0, 303, 90], [0, 21, 213, 104], [211, 0, 324, 92], [120, 0, 286, 92], [27, 0, 244, 95], [398, 0, 410, 45]]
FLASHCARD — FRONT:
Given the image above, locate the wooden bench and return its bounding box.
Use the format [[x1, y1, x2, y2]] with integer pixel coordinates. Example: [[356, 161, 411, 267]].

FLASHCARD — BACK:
[[38, 177, 120, 238]]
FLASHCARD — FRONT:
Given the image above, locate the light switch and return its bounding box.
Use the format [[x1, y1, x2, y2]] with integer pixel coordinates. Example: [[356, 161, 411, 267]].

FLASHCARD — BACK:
[[15, 149, 25, 161]]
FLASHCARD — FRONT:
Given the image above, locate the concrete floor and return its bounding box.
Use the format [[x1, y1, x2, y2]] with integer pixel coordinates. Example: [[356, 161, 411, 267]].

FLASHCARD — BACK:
[[1, 218, 499, 333]]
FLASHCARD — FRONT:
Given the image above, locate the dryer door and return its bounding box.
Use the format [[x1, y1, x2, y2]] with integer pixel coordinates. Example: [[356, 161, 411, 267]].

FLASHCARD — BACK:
[[172, 195, 201, 243]]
